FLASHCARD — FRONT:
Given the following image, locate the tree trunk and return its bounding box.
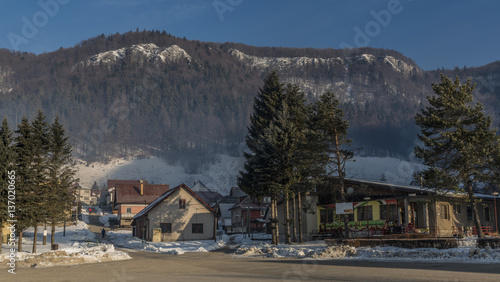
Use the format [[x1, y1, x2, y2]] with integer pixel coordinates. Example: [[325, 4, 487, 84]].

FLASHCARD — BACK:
[[467, 184, 484, 238], [43, 223, 47, 245], [297, 192, 303, 243], [18, 232, 22, 252], [284, 191, 291, 244], [339, 177, 350, 238], [292, 193, 297, 243], [51, 222, 56, 245], [274, 196, 279, 245], [271, 198, 276, 245], [32, 225, 38, 253]]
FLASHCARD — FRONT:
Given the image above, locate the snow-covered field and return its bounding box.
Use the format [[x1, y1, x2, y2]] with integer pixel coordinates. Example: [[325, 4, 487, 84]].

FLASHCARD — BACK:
[[75, 154, 423, 194]]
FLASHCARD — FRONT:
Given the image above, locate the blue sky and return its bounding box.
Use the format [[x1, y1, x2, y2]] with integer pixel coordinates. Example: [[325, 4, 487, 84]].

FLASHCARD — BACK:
[[0, 0, 498, 70]]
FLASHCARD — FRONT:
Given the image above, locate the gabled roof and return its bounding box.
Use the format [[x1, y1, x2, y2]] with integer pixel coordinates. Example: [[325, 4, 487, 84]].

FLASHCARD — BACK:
[[230, 187, 247, 198], [191, 181, 211, 192], [195, 191, 223, 206], [132, 184, 215, 221], [114, 182, 170, 205]]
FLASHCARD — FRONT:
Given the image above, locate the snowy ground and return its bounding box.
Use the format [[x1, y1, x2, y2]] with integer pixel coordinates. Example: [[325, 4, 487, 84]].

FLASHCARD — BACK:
[[233, 237, 500, 263], [75, 154, 423, 194], [106, 230, 227, 255], [0, 218, 131, 269]]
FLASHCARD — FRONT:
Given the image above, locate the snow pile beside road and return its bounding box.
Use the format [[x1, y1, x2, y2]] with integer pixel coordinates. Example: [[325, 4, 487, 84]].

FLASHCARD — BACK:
[[234, 241, 500, 263], [107, 230, 227, 254], [5, 243, 131, 268], [0, 221, 130, 269]]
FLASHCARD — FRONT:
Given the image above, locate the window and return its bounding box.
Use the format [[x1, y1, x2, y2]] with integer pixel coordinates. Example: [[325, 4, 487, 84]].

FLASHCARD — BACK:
[[484, 207, 491, 222], [379, 204, 398, 220], [160, 223, 172, 233], [179, 199, 186, 209], [192, 223, 203, 234], [467, 206, 473, 221], [439, 204, 449, 220], [320, 209, 335, 223], [126, 207, 131, 214], [453, 204, 461, 214], [357, 206, 373, 221]]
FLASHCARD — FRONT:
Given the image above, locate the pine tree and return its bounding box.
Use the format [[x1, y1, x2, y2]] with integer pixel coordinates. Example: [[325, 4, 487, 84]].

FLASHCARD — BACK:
[[30, 111, 52, 253], [14, 117, 35, 252], [239, 71, 285, 245], [0, 118, 14, 252], [311, 91, 354, 238], [47, 117, 78, 245], [415, 75, 500, 239], [285, 84, 327, 242], [255, 102, 298, 244]]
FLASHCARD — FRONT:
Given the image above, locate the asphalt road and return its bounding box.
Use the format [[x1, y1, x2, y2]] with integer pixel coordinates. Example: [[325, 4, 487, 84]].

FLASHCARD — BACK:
[[9, 248, 500, 281], [7, 214, 500, 281]]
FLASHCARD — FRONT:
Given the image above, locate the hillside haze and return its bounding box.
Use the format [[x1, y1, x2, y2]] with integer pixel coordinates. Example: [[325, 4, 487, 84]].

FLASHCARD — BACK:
[[0, 30, 499, 171]]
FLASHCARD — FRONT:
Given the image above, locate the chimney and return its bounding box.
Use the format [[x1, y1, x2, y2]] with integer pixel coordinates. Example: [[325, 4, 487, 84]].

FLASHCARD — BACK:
[[140, 180, 144, 196]]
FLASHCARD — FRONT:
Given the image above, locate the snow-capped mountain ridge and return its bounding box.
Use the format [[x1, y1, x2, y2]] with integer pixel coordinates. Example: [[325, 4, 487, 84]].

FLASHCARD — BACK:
[[79, 43, 192, 66], [228, 48, 420, 76]]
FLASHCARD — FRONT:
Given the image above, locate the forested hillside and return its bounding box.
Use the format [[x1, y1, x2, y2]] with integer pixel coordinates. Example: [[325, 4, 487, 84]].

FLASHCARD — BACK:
[[0, 30, 498, 171]]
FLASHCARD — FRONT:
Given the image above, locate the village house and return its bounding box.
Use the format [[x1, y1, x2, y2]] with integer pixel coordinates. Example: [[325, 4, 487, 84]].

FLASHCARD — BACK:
[[108, 179, 170, 226], [317, 178, 500, 237], [229, 195, 269, 233], [131, 184, 215, 242], [73, 185, 98, 206]]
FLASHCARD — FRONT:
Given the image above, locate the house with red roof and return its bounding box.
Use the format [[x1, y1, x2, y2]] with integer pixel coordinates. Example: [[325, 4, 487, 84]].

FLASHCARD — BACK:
[[131, 184, 216, 242], [108, 179, 170, 226]]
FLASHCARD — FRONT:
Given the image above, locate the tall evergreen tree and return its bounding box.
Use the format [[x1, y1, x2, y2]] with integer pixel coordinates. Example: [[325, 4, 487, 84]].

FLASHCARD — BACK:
[[14, 117, 35, 252], [311, 91, 354, 238], [415, 75, 500, 239], [239, 71, 285, 245], [0, 118, 14, 252], [47, 117, 78, 245], [254, 102, 298, 244], [285, 84, 327, 242], [29, 111, 52, 253]]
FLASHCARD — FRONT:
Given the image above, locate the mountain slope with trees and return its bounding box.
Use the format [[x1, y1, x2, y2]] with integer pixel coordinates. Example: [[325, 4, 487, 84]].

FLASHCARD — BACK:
[[0, 30, 498, 171]]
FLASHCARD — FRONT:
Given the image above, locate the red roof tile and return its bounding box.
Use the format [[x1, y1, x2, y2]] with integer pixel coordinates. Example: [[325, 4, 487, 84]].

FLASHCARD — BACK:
[[114, 182, 170, 205]]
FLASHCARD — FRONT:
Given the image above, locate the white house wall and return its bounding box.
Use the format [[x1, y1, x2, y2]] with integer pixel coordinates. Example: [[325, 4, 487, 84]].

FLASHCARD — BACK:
[[148, 189, 214, 241]]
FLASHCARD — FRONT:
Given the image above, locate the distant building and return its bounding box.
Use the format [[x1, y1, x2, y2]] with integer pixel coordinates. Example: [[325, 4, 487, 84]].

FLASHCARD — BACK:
[[215, 187, 247, 232], [108, 179, 170, 226], [73, 185, 98, 206], [229, 196, 269, 233], [190, 181, 223, 207]]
